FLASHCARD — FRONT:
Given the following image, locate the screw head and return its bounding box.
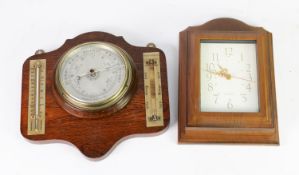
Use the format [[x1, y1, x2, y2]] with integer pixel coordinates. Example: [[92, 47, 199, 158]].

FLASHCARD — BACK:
[[146, 43, 156, 48], [35, 49, 45, 55]]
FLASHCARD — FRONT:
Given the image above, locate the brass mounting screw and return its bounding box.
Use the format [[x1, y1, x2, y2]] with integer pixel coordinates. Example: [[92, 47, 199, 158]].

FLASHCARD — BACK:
[[35, 49, 45, 55], [146, 43, 156, 48]]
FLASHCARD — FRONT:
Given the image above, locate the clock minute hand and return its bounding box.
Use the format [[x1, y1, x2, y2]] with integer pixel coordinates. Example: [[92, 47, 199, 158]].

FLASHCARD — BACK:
[[217, 64, 255, 82], [204, 65, 255, 83], [230, 75, 255, 83]]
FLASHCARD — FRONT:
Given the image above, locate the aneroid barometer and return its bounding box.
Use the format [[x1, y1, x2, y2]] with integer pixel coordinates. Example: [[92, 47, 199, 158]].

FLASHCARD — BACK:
[[178, 18, 279, 144], [21, 32, 169, 158], [55, 42, 135, 112]]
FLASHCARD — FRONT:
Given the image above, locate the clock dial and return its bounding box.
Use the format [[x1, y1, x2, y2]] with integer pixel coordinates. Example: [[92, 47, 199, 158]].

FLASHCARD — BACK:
[[200, 40, 259, 112], [55, 42, 134, 110]]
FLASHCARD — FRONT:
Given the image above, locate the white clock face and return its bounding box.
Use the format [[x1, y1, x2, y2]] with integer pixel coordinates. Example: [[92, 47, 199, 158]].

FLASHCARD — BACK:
[[58, 42, 127, 104], [200, 40, 259, 112]]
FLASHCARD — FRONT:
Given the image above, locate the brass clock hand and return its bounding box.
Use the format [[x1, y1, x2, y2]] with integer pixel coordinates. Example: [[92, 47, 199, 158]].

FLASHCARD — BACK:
[[204, 64, 255, 82], [204, 64, 232, 80], [230, 75, 255, 83], [217, 64, 255, 82], [204, 69, 231, 80]]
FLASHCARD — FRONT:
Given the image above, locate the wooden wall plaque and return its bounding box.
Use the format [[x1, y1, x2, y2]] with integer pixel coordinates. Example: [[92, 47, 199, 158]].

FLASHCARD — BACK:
[[178, 18, 279, 144], [21, 32, 170, 158]]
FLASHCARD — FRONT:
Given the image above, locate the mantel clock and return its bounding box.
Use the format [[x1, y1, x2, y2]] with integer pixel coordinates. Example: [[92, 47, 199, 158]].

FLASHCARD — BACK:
[[178, 18, 279, 144]]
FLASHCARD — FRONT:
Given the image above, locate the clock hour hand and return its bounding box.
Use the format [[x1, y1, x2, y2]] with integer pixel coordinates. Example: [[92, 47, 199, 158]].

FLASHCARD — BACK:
[[204, 65, 232, 80]]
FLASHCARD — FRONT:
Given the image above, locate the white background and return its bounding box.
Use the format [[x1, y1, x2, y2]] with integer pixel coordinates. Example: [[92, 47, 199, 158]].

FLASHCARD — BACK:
[[0, 0, 298, 174]]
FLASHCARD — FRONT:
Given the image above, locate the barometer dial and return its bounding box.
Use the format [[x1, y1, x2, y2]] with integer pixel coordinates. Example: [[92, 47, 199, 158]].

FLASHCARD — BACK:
[[55, 42, 135, 110]]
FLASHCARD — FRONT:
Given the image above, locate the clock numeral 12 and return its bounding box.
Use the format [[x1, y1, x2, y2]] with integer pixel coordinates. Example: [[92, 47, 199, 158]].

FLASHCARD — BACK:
[[225, 48, 232, 57], [212, 53, 219, 62]]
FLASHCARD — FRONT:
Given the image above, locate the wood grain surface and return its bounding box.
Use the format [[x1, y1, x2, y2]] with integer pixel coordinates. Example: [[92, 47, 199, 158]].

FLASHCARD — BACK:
[[20, 32, 170, 158]]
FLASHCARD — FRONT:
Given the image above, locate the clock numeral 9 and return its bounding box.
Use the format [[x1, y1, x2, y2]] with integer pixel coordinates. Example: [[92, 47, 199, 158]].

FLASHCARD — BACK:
[[206, 72, 212, 80]]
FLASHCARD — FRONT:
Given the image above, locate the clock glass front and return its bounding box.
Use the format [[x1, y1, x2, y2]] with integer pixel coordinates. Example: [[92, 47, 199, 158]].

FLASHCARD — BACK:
[[200, 40, 259, 112]]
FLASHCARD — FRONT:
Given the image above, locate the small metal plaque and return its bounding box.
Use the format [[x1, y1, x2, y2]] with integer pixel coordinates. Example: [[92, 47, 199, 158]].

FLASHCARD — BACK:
[[143, 52, 164, 127], [28, 59, 46, 135]]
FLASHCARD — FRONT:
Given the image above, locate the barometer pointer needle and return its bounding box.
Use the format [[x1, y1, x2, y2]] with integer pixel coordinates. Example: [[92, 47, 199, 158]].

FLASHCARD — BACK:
[[77, 64, 123, 79]]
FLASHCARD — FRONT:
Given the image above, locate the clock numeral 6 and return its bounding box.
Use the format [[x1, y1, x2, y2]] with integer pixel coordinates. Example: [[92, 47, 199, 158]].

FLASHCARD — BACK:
[[227, 99, 233, 109]]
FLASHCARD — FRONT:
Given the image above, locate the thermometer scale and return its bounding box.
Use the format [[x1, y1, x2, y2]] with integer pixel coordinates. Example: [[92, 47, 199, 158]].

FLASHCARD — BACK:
[[28, 59, 46, 135], [143, 52, 164, 127]]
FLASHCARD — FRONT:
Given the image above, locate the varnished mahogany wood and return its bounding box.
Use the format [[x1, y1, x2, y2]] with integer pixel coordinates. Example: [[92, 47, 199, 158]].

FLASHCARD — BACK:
[[178, 18, 279, 144], [21, 32, 170, 158]]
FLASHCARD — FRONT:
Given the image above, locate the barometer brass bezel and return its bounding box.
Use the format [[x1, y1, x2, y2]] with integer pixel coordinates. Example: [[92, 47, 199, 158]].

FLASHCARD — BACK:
[[55, 41, 136, 111]]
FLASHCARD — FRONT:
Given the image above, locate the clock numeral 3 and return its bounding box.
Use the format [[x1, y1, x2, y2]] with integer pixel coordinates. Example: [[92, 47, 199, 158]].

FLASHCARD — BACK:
[[246, 64, 251, 72]]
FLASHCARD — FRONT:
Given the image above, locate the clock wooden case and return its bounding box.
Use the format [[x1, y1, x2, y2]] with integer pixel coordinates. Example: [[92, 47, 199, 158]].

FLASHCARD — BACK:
[[178, 18, 279, 144], [21, 32, 170, 158]]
